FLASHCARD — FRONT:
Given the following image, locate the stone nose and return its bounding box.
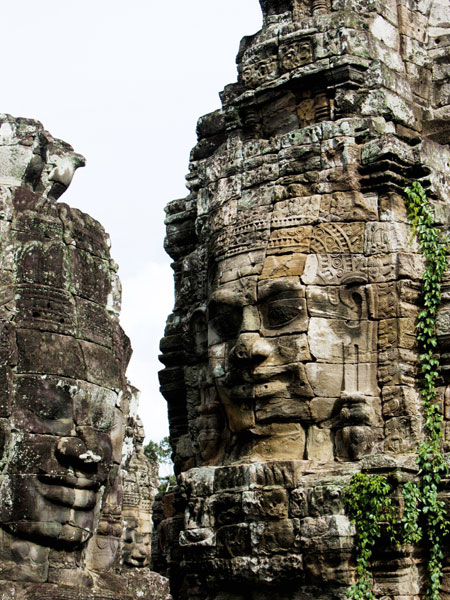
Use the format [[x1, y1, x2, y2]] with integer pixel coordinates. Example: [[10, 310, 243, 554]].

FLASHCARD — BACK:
[[56, 428, 102, 466], [231, 334, 272, 364]]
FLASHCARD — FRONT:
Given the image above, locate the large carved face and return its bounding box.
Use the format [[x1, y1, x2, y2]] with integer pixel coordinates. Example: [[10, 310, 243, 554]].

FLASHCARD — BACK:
[[0, 179, 128, 548], [208, 265, 310, 461], [0, 372, 121, 547], [203, 236, 381, 464]]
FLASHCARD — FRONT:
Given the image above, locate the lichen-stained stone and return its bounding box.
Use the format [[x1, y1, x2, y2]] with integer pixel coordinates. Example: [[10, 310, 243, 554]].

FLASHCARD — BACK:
[[0, 116, 169, 599], [156, 0, 450, 597], [16, 330, 86, 379]]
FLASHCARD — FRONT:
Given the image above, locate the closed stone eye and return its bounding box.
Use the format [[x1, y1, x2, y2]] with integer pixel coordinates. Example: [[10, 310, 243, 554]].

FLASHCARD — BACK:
[[265, 298, 302, 328], [208, 303, 242, 340]]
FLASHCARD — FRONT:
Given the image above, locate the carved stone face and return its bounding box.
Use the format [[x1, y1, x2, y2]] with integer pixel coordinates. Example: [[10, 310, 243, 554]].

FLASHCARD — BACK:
[[123, 514, 151, 568], [199, 218, 381, 463], [0, 373, 119, 546], [209, 267, 309, 461], [0, 170, 127, 548]]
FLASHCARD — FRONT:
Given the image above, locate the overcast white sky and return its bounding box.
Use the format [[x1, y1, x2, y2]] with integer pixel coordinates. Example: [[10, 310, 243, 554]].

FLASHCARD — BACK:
[[2, 1, 262, 443]]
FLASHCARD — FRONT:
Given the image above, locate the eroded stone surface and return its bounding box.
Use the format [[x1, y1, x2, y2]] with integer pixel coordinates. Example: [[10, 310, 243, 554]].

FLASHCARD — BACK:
[[156, 0, 450, 598], [0, 115, 170, 599]]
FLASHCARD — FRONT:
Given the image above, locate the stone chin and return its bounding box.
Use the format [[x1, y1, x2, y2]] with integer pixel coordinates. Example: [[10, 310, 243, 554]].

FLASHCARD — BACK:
[[123, 552, 151, 568]]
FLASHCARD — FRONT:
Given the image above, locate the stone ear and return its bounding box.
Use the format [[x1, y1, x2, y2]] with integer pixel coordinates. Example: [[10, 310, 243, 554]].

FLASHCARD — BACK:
[[189, 308, 208, 360]]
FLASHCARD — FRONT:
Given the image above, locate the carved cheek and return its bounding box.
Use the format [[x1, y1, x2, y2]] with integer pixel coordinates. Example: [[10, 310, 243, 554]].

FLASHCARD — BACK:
[[208, 343, 228, 379], [96, 431, 113, 465], [262, 335, 310, 367], [93, 432, 114, 485], [198, 434, 221, 462]]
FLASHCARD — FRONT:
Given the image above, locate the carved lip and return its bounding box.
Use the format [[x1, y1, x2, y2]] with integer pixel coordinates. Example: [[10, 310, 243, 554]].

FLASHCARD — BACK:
[[38, 473, 100, 491], [37, 475, 99, 509], [125, 556, 150, 567], [219, 369, 292, 400], [43, 486, 97, 509], [253, 380, 289, 398], [221, 366, 291, 385], [226, 379, 289, 401]]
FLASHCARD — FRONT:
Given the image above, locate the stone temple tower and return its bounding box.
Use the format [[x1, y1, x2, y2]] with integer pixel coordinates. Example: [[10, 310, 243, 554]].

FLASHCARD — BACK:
[[156, 0, 450, 598], [0, 116, 169, 599]]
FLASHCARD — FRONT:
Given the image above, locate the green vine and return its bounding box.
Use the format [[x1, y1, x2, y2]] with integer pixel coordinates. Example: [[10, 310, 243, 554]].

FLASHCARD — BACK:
[[405, 181, 449, 600], [344, 474, 395, 600], [344, 181, 449, 600]]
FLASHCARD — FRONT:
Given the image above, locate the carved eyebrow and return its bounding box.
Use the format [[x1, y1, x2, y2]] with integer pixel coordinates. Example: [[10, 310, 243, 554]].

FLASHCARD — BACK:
[[208, 289, 244, 308], [209, 279, 258, 307], [258, 280, 303, 301]]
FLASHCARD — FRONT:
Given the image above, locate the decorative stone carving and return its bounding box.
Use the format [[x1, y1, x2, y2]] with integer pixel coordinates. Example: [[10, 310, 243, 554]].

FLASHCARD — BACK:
[[157, 0, 450, 598], [0, 115, 170, 599], [122, 414, 159, 569]]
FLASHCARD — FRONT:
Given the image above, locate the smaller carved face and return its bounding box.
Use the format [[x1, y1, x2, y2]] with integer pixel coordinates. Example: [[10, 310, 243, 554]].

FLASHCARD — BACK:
[[279, 39, 312, 71], [241, 57, 279, 88], [122, 515, 151, 568]]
